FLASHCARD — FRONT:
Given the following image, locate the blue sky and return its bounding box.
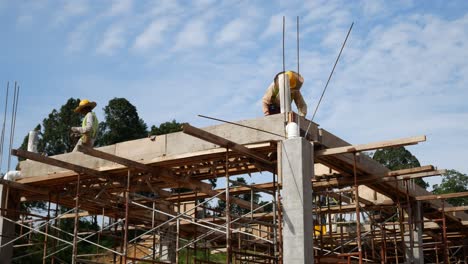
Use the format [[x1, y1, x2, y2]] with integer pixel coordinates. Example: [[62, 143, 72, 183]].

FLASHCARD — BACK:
[[0, 0, 467, 189]]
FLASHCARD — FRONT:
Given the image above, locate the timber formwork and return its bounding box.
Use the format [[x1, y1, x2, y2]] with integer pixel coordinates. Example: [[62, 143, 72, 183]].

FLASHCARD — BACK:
[[0, 113, 467, 263]]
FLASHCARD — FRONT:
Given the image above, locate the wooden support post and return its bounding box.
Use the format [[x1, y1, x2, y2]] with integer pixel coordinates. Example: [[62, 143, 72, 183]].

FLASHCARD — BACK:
[[71, 173, 81, 264], [226, 148, 232, 264], [42, 194, 51, 264], [122, 170, 131, 263], [353, 153, 363, 264]]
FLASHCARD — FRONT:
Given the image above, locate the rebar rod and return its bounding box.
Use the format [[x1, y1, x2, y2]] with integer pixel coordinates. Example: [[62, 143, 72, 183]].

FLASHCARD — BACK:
[[0, 82, 9, 173]]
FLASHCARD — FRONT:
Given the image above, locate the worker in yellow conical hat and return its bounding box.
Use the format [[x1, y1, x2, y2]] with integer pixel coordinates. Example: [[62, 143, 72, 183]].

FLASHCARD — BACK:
[[71, 99, 99, 151], [262, 70, 307, 116]]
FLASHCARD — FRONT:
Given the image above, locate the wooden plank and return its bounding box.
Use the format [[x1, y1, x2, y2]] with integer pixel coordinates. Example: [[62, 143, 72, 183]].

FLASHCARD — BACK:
[[76, 145, 261, 212], [438, 206, 468, 213], [416, 191, 468, 201], [0, 179, 49, 195], [12, 149, 108, 179], [316, 135, 426, 156], [182, 124, 275, 172], [386, 165, 434, 176], [312, 167, 443, 189]]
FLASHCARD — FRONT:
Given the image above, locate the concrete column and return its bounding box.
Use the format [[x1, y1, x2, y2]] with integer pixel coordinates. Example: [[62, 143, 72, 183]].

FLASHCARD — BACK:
[[281, 137, 314, 264], [405, 201, 424, 264], [0, 185, 19, 264], [278, 73, 291, 114]]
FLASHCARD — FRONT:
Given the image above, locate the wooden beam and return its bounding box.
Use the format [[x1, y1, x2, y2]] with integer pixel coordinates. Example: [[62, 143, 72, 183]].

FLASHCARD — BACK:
[[12, 149, 108, 179], [0, 179, 49, 195], [312, 167, 443, 189], [438, 206, 468, 213], [416, 191, 468, 201], [168, 167, 441, 202], [76, 146, 261, 212], [182, 124, 275, 172], [315, 135, 426, 156]]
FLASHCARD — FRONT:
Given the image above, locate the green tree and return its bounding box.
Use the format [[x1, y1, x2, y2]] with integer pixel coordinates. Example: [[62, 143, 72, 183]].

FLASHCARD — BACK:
[[17, 98, 82, 158], [96, 98, 148, 146], [216, 177, 261, 216], [150, 119, 186, 135], [42, 98, 82, 155], [373, 146, 429, 189], [432, 170, 468, 206]]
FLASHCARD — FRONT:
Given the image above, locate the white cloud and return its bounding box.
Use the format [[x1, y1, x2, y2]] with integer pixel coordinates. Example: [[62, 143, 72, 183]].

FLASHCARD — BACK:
[[66, 22, 92, 52], [132, 18, 173, 51], [173, 19, 208, 50], [193, 0, 217, 9], [215, 18, 251, 45], [312, 13, 468, 175], [53, 1, 89, 26], [360, 0, 386, 17], [261, 14, 294, 39], [16, 0, 49, 27], [146, 0, 182, 17], [106, 0, 132, 17], [96, 24, 126, 55]]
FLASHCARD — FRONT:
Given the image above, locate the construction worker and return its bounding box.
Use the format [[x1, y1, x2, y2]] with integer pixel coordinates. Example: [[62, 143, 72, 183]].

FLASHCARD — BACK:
[[262, 70, 307, 116], [71, 99, 99, 152]]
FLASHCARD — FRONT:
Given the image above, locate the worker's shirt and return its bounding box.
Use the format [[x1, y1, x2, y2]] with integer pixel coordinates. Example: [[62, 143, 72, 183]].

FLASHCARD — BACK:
[[262, 82, 308, 117], [75, 112, 99, 144]]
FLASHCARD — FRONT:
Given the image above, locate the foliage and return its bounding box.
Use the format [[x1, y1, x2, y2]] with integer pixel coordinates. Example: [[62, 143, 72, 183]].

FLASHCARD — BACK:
[[18, 99, 82, 157], [150, 119, 217, 189], [177, 244, 226, 263], [96, 98, 148, 146], [150, 119, 186, 136], [432, 169, 468, 206], [373, 146, 428, 189], [12, 216, 112, 263], [216, 177, 261, 216]]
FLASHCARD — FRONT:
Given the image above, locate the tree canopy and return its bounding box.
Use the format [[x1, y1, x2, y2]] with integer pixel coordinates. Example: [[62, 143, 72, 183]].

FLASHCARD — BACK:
[[150, 119, 186, 135], [96, 98, 148, 146], [216, 177, 261, 216], [373, 146, 429, 189], [432, 169, 468, 206]]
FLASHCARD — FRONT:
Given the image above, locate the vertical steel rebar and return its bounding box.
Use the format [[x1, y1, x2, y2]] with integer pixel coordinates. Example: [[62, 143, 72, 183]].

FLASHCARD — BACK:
[[0, 81, 9, 172], [7, 82, 19, 171]]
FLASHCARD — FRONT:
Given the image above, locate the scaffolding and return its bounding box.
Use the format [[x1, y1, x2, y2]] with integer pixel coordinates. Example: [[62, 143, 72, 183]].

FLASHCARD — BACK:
[[0, 113, 467, 263]]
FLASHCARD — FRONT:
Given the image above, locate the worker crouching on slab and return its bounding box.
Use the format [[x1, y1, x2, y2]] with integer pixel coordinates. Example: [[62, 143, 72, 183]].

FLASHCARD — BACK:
[[262, 70, 307, 116], [71, 99, 99, 152]]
